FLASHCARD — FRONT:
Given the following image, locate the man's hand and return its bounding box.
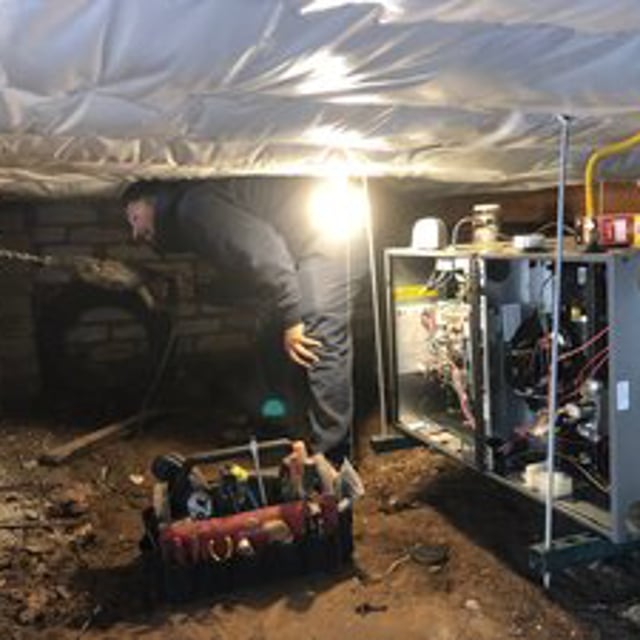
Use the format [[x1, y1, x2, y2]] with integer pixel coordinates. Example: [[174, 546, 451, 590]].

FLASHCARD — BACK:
[[283, 322, 321, 368]]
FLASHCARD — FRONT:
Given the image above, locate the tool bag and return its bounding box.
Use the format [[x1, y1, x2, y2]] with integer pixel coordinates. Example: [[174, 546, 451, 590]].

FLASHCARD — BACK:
[[140, 439, 354, 602]]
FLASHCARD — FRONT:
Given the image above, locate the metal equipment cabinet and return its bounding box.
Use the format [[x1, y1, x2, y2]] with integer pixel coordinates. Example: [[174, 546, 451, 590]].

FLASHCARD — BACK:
[[385, 246, 640, 544]]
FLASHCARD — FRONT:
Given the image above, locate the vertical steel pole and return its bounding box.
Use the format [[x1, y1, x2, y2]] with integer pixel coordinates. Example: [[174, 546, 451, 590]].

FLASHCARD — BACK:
[[362, 177, 389, 435], [543, 115, 572, 588]]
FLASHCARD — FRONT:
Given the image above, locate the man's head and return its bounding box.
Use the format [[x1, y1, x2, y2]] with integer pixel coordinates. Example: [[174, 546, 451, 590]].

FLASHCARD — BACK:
[[121, 181, 161, 243]]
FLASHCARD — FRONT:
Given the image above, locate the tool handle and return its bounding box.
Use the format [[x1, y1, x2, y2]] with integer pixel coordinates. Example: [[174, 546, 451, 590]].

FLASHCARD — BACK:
[[181, 438, 292, 470]]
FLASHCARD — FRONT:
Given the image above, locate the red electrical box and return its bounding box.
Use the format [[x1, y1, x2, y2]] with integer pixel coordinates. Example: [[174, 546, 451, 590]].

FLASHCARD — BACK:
[[596, 213, 640, 247]]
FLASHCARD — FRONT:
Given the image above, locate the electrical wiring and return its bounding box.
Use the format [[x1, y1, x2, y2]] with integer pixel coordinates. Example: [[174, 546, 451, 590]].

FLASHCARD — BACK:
[[558, 325, 609, 362], [424, 268, 440, 290], [564, 346, 610, 397], [447, 357, 476, 430], [534, 325, 608, 364], [508, 447, 610, 494], [559, 359, 609, 404], [500, 427, 609, 494], [421, 339, 474, 425], [506, 309, 594, 406], [425, 257, 459, 293], [514, 321, 608, 403], [432, 270, 455, 291], [533, 221, 576, 236], [417, 288, 476, 430], [586, 350, 610, 379], [450, 216, 473, 247], [537, 273, 554, 306]]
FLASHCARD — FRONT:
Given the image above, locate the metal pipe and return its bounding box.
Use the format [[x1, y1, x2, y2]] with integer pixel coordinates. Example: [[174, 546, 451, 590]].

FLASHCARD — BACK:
[[183, 438, 292, 468], [584, 129, 640, 244], [362, 177, 389, 434], [249, 436, 268, 507], [543, 114, 572, 589]]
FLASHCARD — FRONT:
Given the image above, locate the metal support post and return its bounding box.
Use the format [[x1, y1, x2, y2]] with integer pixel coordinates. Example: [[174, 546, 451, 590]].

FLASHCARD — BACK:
[[543, 114, 572, 589], [363, 177, 389, 435]]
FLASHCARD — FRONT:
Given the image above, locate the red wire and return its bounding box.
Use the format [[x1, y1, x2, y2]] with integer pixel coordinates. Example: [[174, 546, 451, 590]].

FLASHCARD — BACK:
[[561, 346, 610, 399], [558, 325, 609, 362], [582, 350, 610, 382], [537, 325, 609, 363]]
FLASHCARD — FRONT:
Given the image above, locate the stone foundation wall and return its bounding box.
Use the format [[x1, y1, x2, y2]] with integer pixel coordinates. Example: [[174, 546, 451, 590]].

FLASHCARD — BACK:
[[0, 197, 257, 412]]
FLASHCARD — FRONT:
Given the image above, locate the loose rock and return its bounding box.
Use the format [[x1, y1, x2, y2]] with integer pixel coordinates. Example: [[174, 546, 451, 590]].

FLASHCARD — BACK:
[[465, 598, 481, 612], [621, 603, 640, 627]]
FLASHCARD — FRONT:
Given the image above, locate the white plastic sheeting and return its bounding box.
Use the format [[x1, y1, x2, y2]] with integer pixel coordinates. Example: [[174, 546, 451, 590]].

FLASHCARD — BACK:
[[2, 0, 640, 196]]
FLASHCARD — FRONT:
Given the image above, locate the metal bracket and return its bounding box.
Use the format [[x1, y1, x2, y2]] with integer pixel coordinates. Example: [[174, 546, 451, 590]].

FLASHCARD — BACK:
[[370, 432, 424, 455], [529, 531, 640, 575]]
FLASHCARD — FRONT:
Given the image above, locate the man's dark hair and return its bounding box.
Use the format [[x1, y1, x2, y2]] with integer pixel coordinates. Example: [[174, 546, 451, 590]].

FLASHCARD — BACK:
[[120, 180, 166, 207]]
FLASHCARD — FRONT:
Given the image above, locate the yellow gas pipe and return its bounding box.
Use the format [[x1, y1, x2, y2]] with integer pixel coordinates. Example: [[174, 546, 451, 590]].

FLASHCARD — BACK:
[[584, 130, 640, 244]]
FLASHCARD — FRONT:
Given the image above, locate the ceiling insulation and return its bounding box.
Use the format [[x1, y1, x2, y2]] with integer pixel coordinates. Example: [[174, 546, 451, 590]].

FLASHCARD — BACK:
[[2, 0, 640, 197]]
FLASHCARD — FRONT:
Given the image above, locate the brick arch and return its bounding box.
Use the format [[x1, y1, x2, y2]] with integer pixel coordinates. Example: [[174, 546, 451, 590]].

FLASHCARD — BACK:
[[34, 282, 171, 418]]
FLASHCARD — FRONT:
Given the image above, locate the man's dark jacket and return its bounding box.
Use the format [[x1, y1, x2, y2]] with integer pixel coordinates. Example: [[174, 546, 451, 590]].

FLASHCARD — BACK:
[[152, 178, 319, 328]]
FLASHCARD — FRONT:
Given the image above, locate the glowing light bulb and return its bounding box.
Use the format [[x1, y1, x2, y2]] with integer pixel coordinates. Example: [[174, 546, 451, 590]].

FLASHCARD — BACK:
[[307, 177, 369, 242]]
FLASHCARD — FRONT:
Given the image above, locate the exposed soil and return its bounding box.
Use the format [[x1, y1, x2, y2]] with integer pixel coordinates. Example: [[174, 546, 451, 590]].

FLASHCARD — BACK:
[[0, 411, 638, 640]]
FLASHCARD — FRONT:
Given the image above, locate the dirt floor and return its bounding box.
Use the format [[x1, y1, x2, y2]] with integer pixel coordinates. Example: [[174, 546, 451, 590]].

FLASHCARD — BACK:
[[1, 411, 640, 640]]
